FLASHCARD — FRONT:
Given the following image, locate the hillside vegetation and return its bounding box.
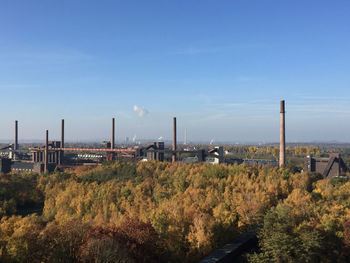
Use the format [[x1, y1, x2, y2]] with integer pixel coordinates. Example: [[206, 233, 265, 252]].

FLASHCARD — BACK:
[[0, 161, 349, 262]]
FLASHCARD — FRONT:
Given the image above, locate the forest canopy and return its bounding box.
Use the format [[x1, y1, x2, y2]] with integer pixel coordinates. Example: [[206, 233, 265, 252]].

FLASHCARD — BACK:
[[0, 161, 349, 262]]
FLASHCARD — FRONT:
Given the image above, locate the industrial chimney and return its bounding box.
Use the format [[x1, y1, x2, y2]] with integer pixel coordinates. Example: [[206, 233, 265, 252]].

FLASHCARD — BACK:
[[279, 100, 286, 167], [111, 118, 115, 149], [61, 119, 64, 149], [172, 117, 177, 162], [60, 119, 64, 165], [44, 130, 49, 172], [14, 120, 18, 150]]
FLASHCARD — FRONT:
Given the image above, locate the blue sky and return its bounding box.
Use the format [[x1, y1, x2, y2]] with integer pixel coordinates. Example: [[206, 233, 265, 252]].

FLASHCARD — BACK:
[[0, 0, 349, 143]]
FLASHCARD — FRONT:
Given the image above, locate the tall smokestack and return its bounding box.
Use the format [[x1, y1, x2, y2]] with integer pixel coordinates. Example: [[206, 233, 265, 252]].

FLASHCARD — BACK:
[[111, 117, 115, 149], [61, 119, 64, 149], [59, 119, 64, 165], [172, 117, 177, 162], [279, 100, 286, 167], [44, 130, 49, 172], [14, 120, 18, 150]]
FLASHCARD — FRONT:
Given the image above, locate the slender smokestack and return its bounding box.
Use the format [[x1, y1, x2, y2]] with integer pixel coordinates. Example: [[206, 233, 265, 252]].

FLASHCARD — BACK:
[[61, 119, 64, 149], [111, 117, 115, 149], [44, 130, 49, 172], [14, 120, 18, 150], [279, 100, 286, 167], [59, 119, 64, 165], [172, 117, 177, 162]]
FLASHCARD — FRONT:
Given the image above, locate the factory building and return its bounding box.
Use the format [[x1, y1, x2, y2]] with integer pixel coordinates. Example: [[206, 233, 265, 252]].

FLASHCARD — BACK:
[[11, 162, 35, 172], [304, 154, 348, 178], [31, 141, 62, 166], [145, 142, 165, 161], [0, 158, 53, 174]]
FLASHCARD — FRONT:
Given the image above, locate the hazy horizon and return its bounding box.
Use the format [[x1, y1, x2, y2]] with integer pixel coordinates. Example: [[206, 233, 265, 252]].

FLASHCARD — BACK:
[[1, 137, 349, 145]]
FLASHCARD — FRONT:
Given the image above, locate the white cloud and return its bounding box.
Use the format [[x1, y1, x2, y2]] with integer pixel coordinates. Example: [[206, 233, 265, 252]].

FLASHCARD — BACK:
[[133, 105, 149, 117]]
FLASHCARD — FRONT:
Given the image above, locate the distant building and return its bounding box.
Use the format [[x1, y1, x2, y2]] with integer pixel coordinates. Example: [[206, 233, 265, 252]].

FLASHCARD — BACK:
[[208, 146, 224, 164], [101, 141, 111, 149], [0, 158, 55, 174], [304, 153, 348, 178], [243, 159, 278, 166], [11, 162, 53, 173], [145, 142, 164, 161], [11, 162, 35, 172], [0, 158, 11, 173]]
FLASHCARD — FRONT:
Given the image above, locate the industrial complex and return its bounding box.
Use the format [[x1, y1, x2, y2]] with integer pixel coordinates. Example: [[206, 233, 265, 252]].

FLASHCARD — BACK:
[[0, 100, 348, 178], [0, 117, 224, 173]]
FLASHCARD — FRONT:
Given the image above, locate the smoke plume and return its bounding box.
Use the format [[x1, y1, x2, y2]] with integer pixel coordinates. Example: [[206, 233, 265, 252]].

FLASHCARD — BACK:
[[133, 105, 149, 117]]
